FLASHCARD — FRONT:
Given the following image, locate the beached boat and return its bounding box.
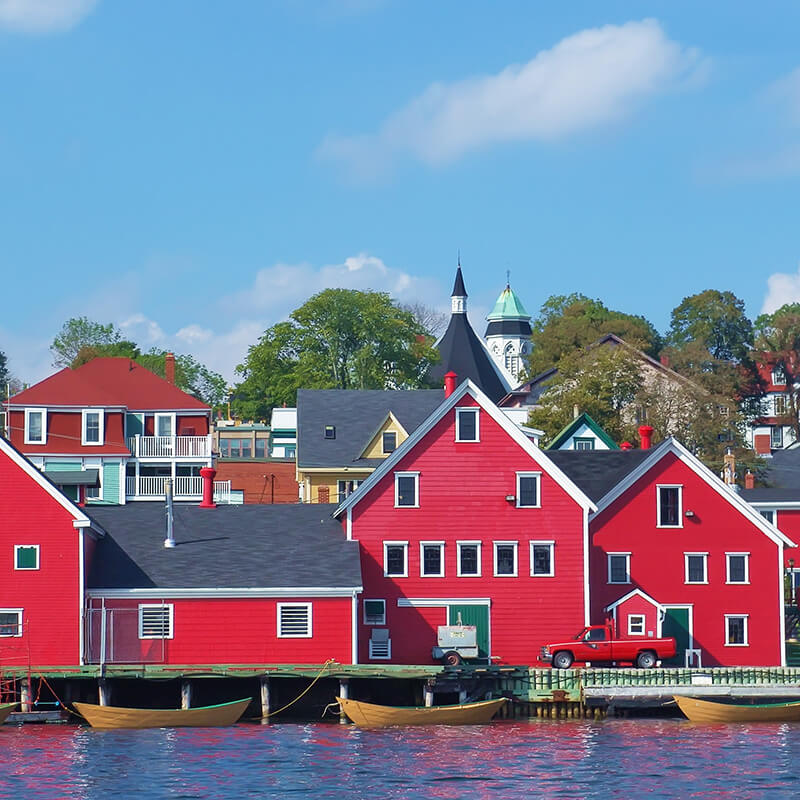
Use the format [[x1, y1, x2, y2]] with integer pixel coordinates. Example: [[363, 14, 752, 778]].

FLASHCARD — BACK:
[[0, 702, 16, 724], [674, 695, 800, 723], [336, 696, 506, 727], [72, 697, 252, 729]]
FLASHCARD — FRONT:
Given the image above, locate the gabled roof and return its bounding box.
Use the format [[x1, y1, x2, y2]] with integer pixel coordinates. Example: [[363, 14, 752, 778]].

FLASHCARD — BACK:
[[7, 358, 209, 411], [547, 412, 619, 451], [86, 503, 361, 592], [334, 379, 597, 517], [357, 411, 408, 460], [547, 450, 651, 503], [604, 588, 665, 614], [757, 447, 800, 490], [296, 389, 444, 470]]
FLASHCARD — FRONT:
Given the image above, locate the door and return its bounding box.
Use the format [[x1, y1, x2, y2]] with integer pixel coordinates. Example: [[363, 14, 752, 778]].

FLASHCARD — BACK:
[[448, 604, 489, 659], [661, 606, 691, 667]]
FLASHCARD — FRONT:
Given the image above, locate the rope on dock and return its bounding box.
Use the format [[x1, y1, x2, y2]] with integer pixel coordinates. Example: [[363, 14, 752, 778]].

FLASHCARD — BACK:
[[256, 658, 337, 720]]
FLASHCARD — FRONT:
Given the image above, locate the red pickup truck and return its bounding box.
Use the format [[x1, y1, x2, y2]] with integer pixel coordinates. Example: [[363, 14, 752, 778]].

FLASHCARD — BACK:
[[540, 623, 676, 669]]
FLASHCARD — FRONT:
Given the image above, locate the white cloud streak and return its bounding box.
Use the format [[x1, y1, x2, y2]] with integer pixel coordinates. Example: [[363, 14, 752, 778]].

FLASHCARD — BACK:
[[0, 0, 99, 33], [762, 264, 800, 315]]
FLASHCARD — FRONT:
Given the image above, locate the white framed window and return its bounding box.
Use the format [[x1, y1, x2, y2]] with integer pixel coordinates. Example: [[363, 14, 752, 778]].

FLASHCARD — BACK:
[[726, 553, 750, 584], [772, 426, 784, 449], [608, 553, 631, 584], [155, 413, 175, 438], [725, 614, 748, 646], [0, 609, 22, 637], [363, 599, 386, 626], [382, 431, 397, 454], [684, 553, 708, 584], [337, 479, 362, 503], [493, 541, 518, 577], [775, 395, 787, 416], [14, 545, 39, 570], [24, 408, 46, 445], [82, 409, 104, 445], [516, 472, 541, 508], [530, 541, 554, 576], [628, 614, 646, 636], [394, 472, 418, 508], [277, 603, 312, 638], [457, 541, 481, 577], [657, 485, 682, 528], [455, 408, 479, 442], [138, 604, 174, 639], [420, 542, 444, 577], [759, 509, 776, 525], [772, 366, 787, 386], [384, 541, 408, 577], [573, 437, 594, 450]]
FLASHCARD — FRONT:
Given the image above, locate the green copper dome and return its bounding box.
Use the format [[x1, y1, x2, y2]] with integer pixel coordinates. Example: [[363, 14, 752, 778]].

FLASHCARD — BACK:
[[486, 285, 531, 321]]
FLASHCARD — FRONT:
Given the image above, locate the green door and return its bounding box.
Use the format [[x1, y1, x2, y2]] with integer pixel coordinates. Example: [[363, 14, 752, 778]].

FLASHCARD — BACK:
[[661, 607, 691, 667], [448, 604, 490, 659]]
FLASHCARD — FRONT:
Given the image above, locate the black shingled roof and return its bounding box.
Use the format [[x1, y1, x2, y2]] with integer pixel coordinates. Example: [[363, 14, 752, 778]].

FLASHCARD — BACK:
[[740, 488, 800, 503], [296, 389, 443, 469], [760, 447, 800, 490], [86, 503, 361, 590], [547, 450, 652, 503]]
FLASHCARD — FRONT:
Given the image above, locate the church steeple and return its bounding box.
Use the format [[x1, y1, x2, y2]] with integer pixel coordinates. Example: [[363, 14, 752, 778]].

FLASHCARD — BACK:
[[484, 277, 532, 381], [451, 263, 467, 314]]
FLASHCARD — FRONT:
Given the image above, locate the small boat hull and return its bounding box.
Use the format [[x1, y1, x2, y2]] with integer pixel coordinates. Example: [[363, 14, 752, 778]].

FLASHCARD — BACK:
[[0, 702, 16, 724], [674, 695, 800, 723], [73, 698, 252, 729], [337, 696, 506, 727]]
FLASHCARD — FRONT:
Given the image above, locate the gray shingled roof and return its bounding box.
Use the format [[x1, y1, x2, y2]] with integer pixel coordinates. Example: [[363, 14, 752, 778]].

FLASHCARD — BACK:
[[740, 488, 800, 504], [85, 503, 361, 590], [547, 450, 652, 503], [296, 389, 444, 469], [760, 447, 800, 490]]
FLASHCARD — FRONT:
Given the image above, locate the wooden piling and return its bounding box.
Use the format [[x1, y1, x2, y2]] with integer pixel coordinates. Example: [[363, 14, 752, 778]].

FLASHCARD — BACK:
[[260, 676, 271, 723], [338, 678, 349, 724], [181, 680, 192, 710]]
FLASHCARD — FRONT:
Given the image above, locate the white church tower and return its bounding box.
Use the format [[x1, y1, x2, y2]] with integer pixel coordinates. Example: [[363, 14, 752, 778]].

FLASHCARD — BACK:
[[484, 279, 532, 382]]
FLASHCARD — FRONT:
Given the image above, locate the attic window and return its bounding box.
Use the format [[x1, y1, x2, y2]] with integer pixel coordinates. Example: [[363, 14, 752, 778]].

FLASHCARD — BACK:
[[456, 408, 479, 442], [324, 425, 336, 440], [382, 431, 397, 454]]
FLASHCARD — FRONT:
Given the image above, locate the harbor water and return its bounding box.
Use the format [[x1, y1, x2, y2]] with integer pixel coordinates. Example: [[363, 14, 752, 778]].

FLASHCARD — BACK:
[[3, 718, 800, 799]]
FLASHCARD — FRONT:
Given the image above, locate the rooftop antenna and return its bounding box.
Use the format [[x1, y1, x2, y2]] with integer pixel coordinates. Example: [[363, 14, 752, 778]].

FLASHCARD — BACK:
[[506, 268, 511, 289], [457, 249, 461, 267], [164, 478, 175, 548]]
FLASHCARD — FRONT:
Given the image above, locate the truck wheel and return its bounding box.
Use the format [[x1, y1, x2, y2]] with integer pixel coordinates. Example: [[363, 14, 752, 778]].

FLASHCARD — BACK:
[[552, 651, 573, 669], [636, 650, 656, 669], [443, 650, 463, 666]]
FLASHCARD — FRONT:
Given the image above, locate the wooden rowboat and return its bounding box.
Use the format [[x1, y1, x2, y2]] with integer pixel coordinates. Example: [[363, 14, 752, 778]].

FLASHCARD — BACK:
[[72, 697, 252, 729], [0, 702, 16, 724], [337, 696, 506, 727], [674, 695, 800, 723]]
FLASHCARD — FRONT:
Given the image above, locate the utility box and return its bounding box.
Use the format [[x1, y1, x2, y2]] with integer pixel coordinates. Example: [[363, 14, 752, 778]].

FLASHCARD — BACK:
[[432, 624, 479, 664]]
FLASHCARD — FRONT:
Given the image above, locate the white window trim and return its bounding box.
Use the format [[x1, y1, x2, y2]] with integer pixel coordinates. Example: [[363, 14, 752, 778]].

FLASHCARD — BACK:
[[493, 541, 518, 577], [516, 472, 541, 509], [628, 614, 646, 636], [726, 552, 750, 584], [772, 367, 787, 386], [394, 472, 419, 508], [455, 407, 480, 442], [138, 603, 174, 639], [24, 408, 47, 445], [81, 409, 105, 446], [684, 552, 709, 585], [0, 608, 23, 637], [607, 552, 631, 584], [457, 541, 482, 577], [14, 544, 40, 571], [530, 540, 555, 577], [277, 602, 313, 638], [724, 614, 749, 647], [382, 431, 398, 454], [154, 412, 176, 438], [363, 599, 386, 626], [420, 541, 445, 577], [657, 484, 683, 528], [383, 541, 409, 578]]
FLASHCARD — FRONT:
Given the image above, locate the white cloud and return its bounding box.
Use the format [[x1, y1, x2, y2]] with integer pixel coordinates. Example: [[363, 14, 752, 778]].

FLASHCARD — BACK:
[[762, 264, 800, 315], [120, 313, 165, 347], [318, 19, 703, 176], [0, 0, 99, 33]]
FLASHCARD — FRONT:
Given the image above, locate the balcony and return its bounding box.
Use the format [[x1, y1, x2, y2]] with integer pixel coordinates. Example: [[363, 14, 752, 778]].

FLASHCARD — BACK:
[[127, 435, 213, 459], [125, 475, 232, 503]]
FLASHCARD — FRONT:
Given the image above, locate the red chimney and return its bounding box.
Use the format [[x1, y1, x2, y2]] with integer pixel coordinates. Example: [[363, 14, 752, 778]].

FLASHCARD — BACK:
[[444, 371, 457, 398], [199, 466, 217, 508], [620, 441, 634, 450], [660, 354, 670, 368], [745, 470, 755, 490], [639, 425, 654, 450], [165, 352, 176, 385]]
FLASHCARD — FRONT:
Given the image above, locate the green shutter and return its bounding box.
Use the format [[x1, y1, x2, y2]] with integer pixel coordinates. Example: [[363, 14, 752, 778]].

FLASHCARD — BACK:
[[126, 414, 144, 436], [101, 461, 121, 504], [16, 546, 38, 569], [45, 461, 81, 471]]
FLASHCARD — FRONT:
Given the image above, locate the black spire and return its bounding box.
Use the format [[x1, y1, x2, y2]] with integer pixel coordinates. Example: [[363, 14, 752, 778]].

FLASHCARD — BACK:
[[451, 266, 467, 298]]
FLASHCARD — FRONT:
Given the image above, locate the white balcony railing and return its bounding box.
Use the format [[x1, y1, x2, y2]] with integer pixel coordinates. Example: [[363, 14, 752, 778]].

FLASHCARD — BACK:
[[126, 435, 212, 459], [125, 476, 231, 503]]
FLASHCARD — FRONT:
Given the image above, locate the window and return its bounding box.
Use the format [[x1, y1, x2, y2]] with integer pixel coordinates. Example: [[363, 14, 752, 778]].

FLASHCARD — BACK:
[[155, 414, 174, 438], [772, 427, 784, 449], [14, 545, 39, 570], [494, 541, 518, 577], [628, 615, 645, 636], [726, 553, 749, 584], [516, 473, 540, 508], [138, 604, 174, 639], [420, 542, 444, 577], [772, 366, 787, 386], [608, 553, 631, 584], [573, 437, 594, 450], [725, 614, 748, 646], [82, 410, 104, 445], [84, 469, 101, 500], [657, 486, 682, 527], [219, 439, 230, 457], [0, 610, 22, 637], [530, 542, 554, 577], [759, 509, 775, 525], [394, 472, 418, 508], [457, 541, 481, 577], [324, 425, 335, 439], [775, 395, 787, 416], [455, 408, 479, 442], [229, 439, 241, 458], [277, 603, 312, 637], [685, 553, 708, 584], [337, 480, 363, 503], [241, 440, 252, 458], [24, 408, 46, 445], [382, 431, 397, 454], [363, 599, 386, 625], [255, 439, 266, 458], [383, 542, 408, 577]]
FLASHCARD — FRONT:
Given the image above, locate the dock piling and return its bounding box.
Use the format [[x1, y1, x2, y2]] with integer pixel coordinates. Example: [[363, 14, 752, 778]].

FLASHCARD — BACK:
[[260, 676, 271, 723], [181, 680, 192, 710], [338, 678, 349, 724]]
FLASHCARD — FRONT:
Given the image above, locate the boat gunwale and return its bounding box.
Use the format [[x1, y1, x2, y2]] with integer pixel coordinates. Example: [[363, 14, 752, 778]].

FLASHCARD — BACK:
[[72, 697, 251, 714]]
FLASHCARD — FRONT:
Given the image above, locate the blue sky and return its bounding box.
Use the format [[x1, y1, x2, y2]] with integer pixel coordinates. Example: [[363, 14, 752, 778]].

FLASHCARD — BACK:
[[2, 1, 800, 384]]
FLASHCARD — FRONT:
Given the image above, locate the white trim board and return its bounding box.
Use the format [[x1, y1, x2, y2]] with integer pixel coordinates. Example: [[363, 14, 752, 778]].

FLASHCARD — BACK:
[[86, 586, 363, 599], [397, 598, 491, 608]]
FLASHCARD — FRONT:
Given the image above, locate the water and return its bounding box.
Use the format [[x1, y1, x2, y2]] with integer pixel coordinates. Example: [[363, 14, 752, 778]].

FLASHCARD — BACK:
[[3, 719, 800, 799]]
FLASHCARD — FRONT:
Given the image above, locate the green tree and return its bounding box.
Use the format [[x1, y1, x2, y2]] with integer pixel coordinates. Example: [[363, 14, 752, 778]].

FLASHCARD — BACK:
[[72, 340, 141, 367], [51, 317, 123, 368], [137, 350, 228, 408]]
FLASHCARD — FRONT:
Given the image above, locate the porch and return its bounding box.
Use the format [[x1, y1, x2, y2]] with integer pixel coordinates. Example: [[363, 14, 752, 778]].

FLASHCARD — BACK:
[[127, 435, 213, 459], [125, 474, 232, 503]]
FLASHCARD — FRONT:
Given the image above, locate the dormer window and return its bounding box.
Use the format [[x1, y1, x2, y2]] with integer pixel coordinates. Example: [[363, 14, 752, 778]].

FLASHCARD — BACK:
[[324, 425, 336, 440], [382, 431, 397, 454], [456, 408, 479, 442], [82, 410, 104, 445], [772, 366, 787, 386], [24, 409, 46, 445]]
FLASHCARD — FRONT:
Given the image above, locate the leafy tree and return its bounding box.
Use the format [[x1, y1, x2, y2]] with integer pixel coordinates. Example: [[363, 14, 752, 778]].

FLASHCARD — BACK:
[[0, 349, 9, 396], [72, 340, 141, 367], [51, 317, 123, 368]]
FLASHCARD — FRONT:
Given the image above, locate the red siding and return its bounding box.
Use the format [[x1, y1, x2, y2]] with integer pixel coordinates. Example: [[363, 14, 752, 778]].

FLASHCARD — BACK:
[[8, 409, 129, 456], [213, 461, 298, 504], [177, 415, 209, 436], [610, 594, 660, 640]]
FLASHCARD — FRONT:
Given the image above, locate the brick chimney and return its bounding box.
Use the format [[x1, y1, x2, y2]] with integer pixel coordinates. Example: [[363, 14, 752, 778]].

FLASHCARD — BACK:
[[165, 352, 176, 385], [199, 466, 217, 508], [444, 371, 457, 398], [638, 425, 654, 450], [745, 470, 755, 490]]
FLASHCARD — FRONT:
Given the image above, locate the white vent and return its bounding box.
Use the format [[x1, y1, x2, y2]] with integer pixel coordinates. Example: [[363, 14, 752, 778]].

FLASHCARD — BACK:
[[278, 603, 312, 638], [139, 604, 173, 639]]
